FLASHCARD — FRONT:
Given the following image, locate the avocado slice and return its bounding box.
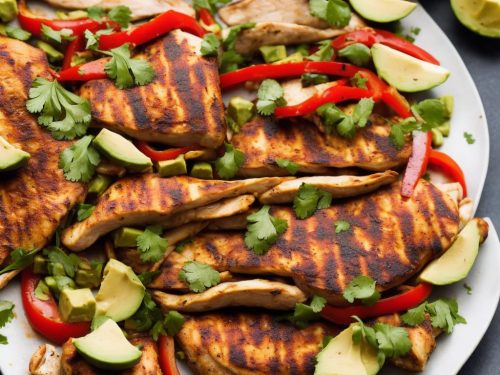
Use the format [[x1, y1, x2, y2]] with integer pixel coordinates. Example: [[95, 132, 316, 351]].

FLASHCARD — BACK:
[[191, 162, 213, 179], [419, 219, 482, 285], [113, 227, 145, 248], [95, 259, 145, 322], [156, 154, 187, 177], [228, 97, 254, 127], [451, 0, 500, 38], [73, 319, 142, 370], [371, 43, 450, 92], [59, 288, 96, 323], [350, 0, 416, 23], [315, 324, 380, 375], [0, 136, 30, 172], [93, 129, 152, 172]]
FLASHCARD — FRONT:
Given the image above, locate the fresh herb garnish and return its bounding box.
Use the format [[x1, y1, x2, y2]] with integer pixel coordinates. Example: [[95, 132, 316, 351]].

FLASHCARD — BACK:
[[43, 247, 81, 278], [293, 183, 332, 219], [108, 6, 132, 28], [301, 73, 329, 87], [464, 132, 475, 145], [276, 159, 300, 175], [138, 271, 161, 286], [343, 275, 380, 306], [309, 0, 351, 28], [215, 142, 245, 179], [193, 0, 232, 13], [1, 26, 31, 41], [87, 6, 105, 20], [244, 206, 288, 254], [26, 78, 92, 140], [290, 295, 327, 328], [0, 248, 40, 275], [178, 261, 221, 293], [200, 33, 221, 56], [76, 203, 95, 222], [256, 79, 287, 116], [223, 22, 255, 51], [34, 280, 50, 301], [0, 301, 15, 345], [351, 72, 368, 89], [41, 24, 75, 44], [136, 225, 168, 263], [59, 135, 101, 182], [220, 50, 245, 73], [84, 28, 113, 50], [334, 220, 351, 233], [306, 40, 334, 62], [338, 43, 371, 66]]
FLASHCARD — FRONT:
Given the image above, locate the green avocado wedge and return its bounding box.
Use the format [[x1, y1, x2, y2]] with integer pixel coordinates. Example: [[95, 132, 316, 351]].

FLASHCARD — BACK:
[[93, 129, 152, 172], [350, 0, 416, 23], [73, 319, 142, 370], [0, 136, 30, 172], [451, 0, 500, 38], [419, 219, 482, 285]]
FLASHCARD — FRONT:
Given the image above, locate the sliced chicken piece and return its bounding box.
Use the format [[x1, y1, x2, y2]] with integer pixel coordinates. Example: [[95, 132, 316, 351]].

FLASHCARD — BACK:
[[259, 171, 399, 204], [160, 194, 255, 229], [177, 312, 339, 375], [62, 175, 288, 251], [80, 30, 225, 149], [0, 37, 86, 289], [42, 0, 194, 20], [158, 181, 460, 304], [459, 198, 474, 228], [435, 182, 464, 204], [29, 344, 61, 375], [152, 279, 306, 312], [234, 20, 364, 55], [61, 336, 161, 375], [375, 313, 442, 372], [281, 79, 336, 106], [231, 116, 412, 177], [206, 212, 251, 231]]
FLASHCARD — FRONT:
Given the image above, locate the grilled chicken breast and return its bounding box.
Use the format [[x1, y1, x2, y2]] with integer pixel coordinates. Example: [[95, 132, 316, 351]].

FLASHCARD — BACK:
[[231, 116, 412, 177], [158, 181, 460, 304], [0, 38, 86, 287], [60, 337, 160, 374], [80, 30, 225, 149], [177, 312, 338, 375], [42, 0, 194, 20], [62, 175, 288, 251]]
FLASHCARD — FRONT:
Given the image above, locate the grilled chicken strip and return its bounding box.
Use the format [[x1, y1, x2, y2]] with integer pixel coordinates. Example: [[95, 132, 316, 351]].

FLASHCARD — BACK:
[[259, 171, 398, 204], [42, 0, 194, 20], [62, 175, 288, 251], [177, 312, 339, 375], [152, 279, 307, 312], [80, 30, 225, 149], [158, 181, 460, 304], [0, 38, 86, 288], [29, 344, 61, 375], [60, 337, 161, 375], [231, 116, 412, 177]]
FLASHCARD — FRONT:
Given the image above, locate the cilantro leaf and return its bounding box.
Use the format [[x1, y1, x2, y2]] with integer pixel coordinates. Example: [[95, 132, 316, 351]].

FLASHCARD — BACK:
[[215, 142, 245, 179], [193, 0, 231, 13], [200, 33, 221, 56], [351, 72, 368, 88], [43, 247, 81, 278], [290, 295, 326, 328], [220, 50, 245, 73], [138, 271, 161, 286], [301, 73, 329, 87], [164, 310, 185, 336], [389, 117, 419, 150], [401, 302, 427, 326], [293, 183, 332, 219], [103, 44, 155, 89], [59, 135, 101, 182], [426, 299, 466, 334], [136, 225, 168, 263], [256, 79, 286, 116], [3, 26, 31, 41], [87, 6, 105, 20], [0, 248, 40, 275], [108, 6, 132, 28], [334, 220, 350, 233], [223, 22, 255, 51], [0, 300, 14, 345], [76, 203, 95, 222], [338, 43, 371, 66], [307, 40, 334, 62], [244, 206, 288, 254], [373, 323, 412, 358], [276, 159, 299, 175], [175, 238, 193, 253], [178, 261, 220, 293], [84, 28, 113, 50], [343, 275, 380, 305], [412, 99, 447, 129], [352, 98, 374, 128], [316, 103, 346, 134], [309, 0, 351, 28], [41, 24, 75, 44], [27, 78, 92, 140], [464, 132, 475, 145]]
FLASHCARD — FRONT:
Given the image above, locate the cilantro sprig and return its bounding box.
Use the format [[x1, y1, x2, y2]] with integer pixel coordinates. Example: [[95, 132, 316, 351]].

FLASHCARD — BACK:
[[178, 261, 221, 293], [200, 33, 221, 57], [59, 135, 101, 182], [76, 203, 95, 222], [0, 248, 41, 275], [256, 79, 287, 116], [276, 159, 299, 175], [343, 275, 381, 306], [215, 143, 245, 179], [27, 78, 92, 140], [293, 183, 332, 219], [338, 43, 371, 66], [334, 220, 350, 233], [193, 0, 232, 14], [41, 25, 75, 44], [87, 5, 132, 28], [309, 0, 351, 28], [136, 226, 168, 263], [289, 295, 326, 328], [306, 40, 334, 62], [244, 206, 288, 254], [0, 301, 15, 345]]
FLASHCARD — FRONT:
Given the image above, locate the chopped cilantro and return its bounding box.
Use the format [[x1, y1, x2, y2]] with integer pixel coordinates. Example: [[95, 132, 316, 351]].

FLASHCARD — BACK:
[[41, 24, 75, 44], [343, 275, 380, 305], [200, 33, 221, 56], [215, 142, 245, 179], [193, 0, 232, 13], [290, 295, 327, 328], [293, 183, 332, 219], [87, 6, 105, 20], [220, 50, 245, 73], [108, 6, 132, 28], [138, 271, 161, 286], [317, 99, 374, 138], [276, 159, 300, 175], [2, 26, 31, 41], [464, 132, 475, 145], [334, 220, 350, 233], [301, 73, 329, 87], [256, 79, 286, 116], [306, 40, 334, 62], [0, 301, 15, 345], [309, 0, 351, 28], [351, 72, 368, 88], [59, 135, 100, 182], [338, 43, 371, 66], [0, 248, 40, 275], [136, 225, 168, 263], [178, 261, 221, 293], [244, 206, 288, 254], [43, 247, 81, 278], [223, 22, 255, 51], [76, 203, 95, 222], [163, 310, 185, 336]]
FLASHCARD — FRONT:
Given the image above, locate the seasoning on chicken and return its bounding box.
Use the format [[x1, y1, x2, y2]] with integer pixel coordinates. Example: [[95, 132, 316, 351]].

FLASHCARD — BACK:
[[176, 312, 339, 375], [0, 37, 86, 289], [80, 30, 226, 149]]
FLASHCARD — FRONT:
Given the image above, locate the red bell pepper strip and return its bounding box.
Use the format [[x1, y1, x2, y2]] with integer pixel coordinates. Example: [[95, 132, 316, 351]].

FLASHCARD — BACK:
[[58, 58, 108, 81], [198, 8, 215, 27], [136, 142, 200, 162], [428, 149, 468, 196], [158, 335, 181, 375], [18, 13, 102, 37], [21, 268, 90, 345], [274, 82, 371, 118], [401, 131, 433, 198], [98, 10, 205, 50], [331, 28, 440, 65], [321, 283, 433, 325], [62, 34, 85, 70]]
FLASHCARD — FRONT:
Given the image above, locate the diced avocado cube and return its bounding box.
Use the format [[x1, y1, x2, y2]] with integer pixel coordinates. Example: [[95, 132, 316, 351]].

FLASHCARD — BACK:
[[0, 136, 30, 172], [88, 174, 113, 197], [437, 122, 450, 137], [431, 128, 444, 147], [113, 227, 144, 248], [59, 288, 96, 323], [76, 265, 103, 289], [48, 262, 66, 277], [33, 255, 48, 275], [275, 52, 304, 64], [259, 45, 287, 63], [295, 44, 310, 57], [156, 155, 187, 177], [44, 276, 75, 299], [440, 95, 454, 117], [228, 97, 254, 127], [191, 162, 213, 179], [35, 41, 64, 63], [0, 0, 17, 23]]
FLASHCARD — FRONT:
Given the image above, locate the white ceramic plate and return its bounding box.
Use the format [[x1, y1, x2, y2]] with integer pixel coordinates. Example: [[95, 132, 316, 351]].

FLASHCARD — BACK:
[[0, 3, 496, 375]]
